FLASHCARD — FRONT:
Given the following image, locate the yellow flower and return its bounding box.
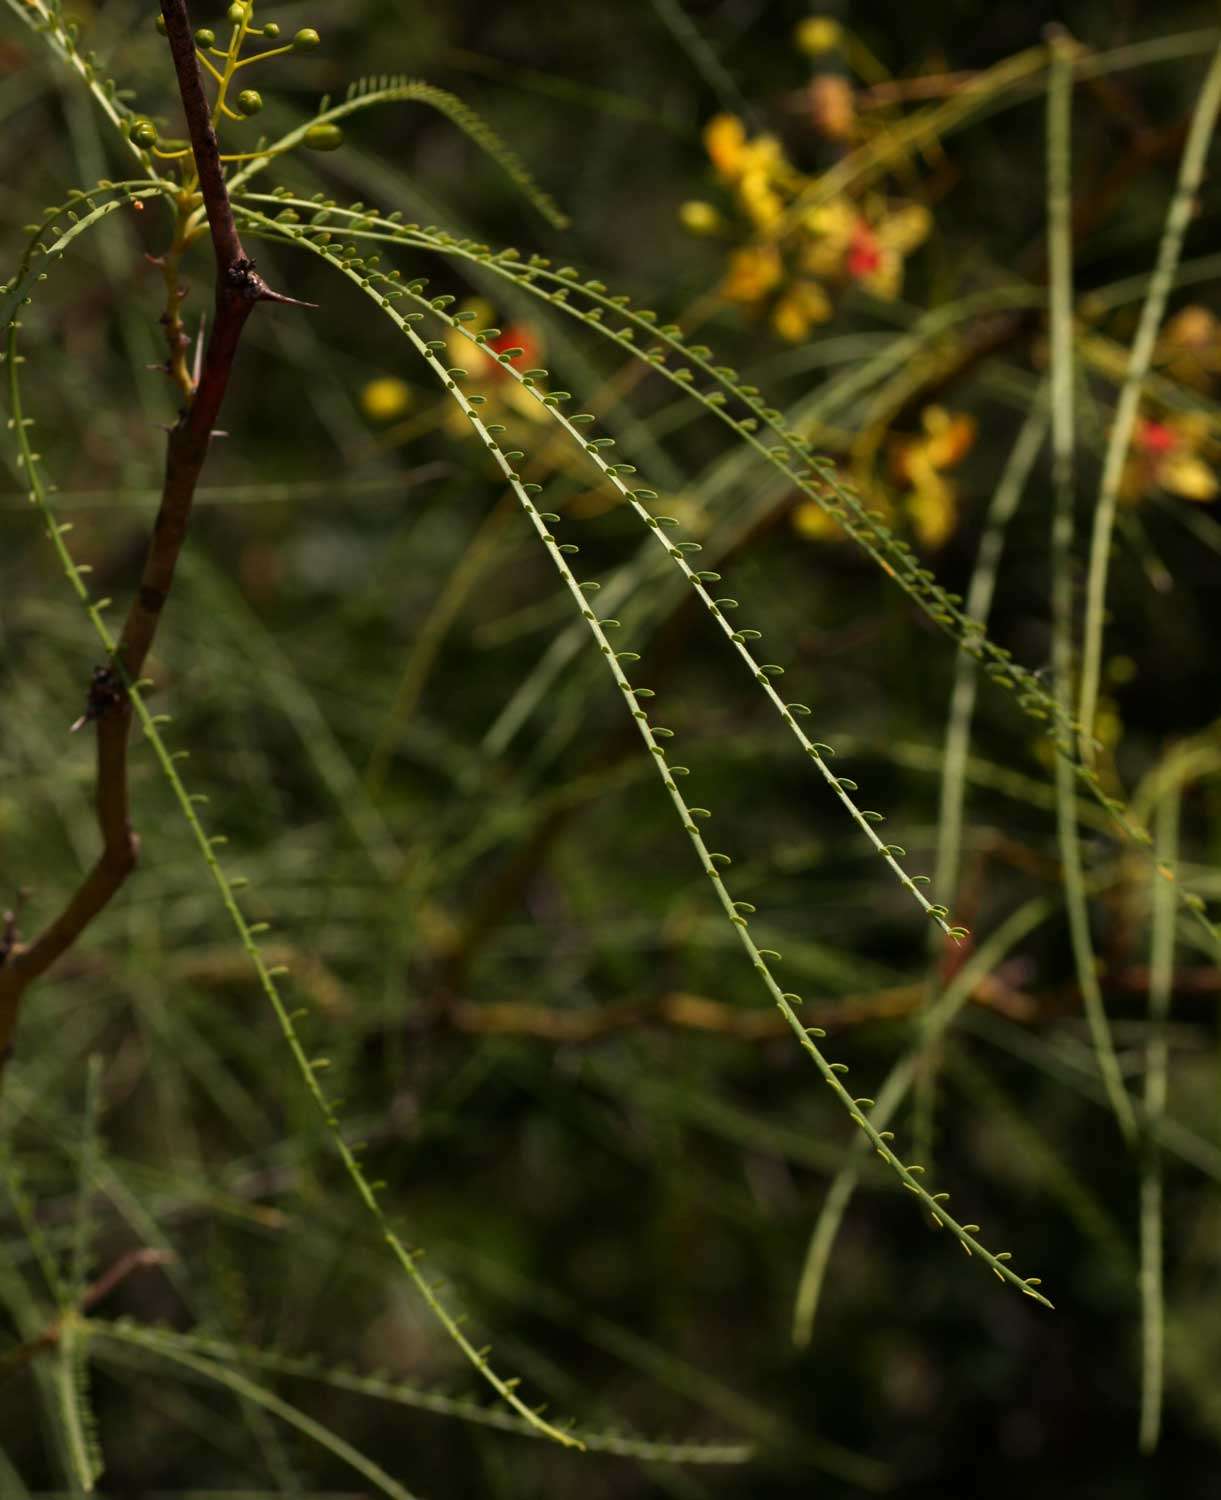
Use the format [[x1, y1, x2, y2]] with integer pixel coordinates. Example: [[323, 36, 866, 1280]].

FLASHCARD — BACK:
[[679, 200, 723, 235], [801, 198, 858, 276], [1153, 305, 1221, 391], [361, 376, 413, 422], [905, 474, 957, 549], [704, 113, 749, 180], [795, 17, 842, 55], [890, 407, 977, 548], [704, 114, 789, 192], [720, 244, 783, 305], [443, 299, 548, 425], [793, 499, 843, 540], [771, 280, 832, 341], [738, 167, 786, 231], [794, 481, 893, 543], [808, 73, 856, 142], [1121, 413, 1217, 503], [851, 204, 930, 299], [803, 198, 931, 300]]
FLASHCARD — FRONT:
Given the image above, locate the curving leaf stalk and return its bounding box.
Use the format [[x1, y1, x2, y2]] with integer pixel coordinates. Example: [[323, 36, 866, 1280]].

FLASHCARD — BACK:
[[249, 209, 1054, 1312], [232, 190, 1220, 955]]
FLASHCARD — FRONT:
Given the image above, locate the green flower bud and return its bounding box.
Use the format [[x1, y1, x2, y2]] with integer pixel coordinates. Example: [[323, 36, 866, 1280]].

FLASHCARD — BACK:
[[293, 28, 321, 51], [227, 3, 248, 22], [155, 15, 167, 34], [303, 123, 344, 151], [194, 28, 216, 47], [130, 117, 158, 149], [236, 89, 264, 116], [262, 23, 281, 39]]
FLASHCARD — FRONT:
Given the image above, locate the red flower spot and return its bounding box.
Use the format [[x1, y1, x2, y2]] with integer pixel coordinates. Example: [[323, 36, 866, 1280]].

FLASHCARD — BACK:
[[484, 324, 540, 380], [846, 219, 882, 280], [1136, 419, 1178, 457]]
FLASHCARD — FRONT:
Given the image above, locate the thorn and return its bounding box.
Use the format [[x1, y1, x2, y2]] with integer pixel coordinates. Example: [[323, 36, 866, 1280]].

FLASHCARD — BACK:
[[144, 252, 166, 268], [257, 284, 319, 310]]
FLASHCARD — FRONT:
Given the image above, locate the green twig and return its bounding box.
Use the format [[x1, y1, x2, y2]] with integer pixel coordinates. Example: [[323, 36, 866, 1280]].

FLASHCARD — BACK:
[[1077, 42, 1221, 762], [1046, 32, 1136, 1145]]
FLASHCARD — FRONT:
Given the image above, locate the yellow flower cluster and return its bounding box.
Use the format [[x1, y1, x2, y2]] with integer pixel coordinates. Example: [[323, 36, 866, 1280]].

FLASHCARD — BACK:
[[793, 405, 976, 549], [684, 111, 930, 343], [1121, 306, 1221, 504]]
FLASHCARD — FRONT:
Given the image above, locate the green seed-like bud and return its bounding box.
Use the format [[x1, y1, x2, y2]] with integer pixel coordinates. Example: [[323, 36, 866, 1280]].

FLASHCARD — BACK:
[[130, 117, 158, 148], [293, 28, 321, 50], [227, 3, 248, 22], [236, 89, 264, 116], [303, 123, 344, 151], [155, 15, 167, 34], [194, 28, 216, 47], [263, 23, 281, 39]]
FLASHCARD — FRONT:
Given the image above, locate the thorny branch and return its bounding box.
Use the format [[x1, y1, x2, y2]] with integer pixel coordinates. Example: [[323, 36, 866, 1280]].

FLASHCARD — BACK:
[[0, 0, 308, 1078]]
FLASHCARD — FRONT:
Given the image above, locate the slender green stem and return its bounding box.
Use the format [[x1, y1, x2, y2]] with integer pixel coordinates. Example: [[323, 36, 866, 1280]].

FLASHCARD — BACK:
[[932, 400, 1049, 903], [1046, 35, 1137, 1145], [86, 1319, 753, 1464], [913, 400, 1049, 1163], [792, 900, 1052, 1347], [91, 1327, 420, 1500], [1140, 777, 1181, 1454], [1077, 43, 1221, 764]]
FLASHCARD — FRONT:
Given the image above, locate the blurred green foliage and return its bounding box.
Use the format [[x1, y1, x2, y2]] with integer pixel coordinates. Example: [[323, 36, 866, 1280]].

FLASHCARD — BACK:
[[2, 1, 1221, 1496]]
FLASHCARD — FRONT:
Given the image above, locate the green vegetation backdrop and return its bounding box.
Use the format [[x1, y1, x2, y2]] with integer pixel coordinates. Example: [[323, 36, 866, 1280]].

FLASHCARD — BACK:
[[2, 1, 1221, 1496]]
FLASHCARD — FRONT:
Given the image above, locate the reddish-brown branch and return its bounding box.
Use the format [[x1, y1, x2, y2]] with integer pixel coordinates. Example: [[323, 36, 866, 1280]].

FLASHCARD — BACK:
[[445, 976, 1037, 1045], [0, 0, 305, 1078], [0, 1249, 175, 1375]]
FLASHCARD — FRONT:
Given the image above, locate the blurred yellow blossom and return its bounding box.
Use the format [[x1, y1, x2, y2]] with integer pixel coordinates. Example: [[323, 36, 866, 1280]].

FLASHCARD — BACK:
[[705, 114, 751, 181], [793, 500, 841, 541], [771, 280, 832, 340], [688, 84, 931, 339], [703, 115, 793, 228], [796, 17, 842, 56], [805, 198, 931, 299], [808, 73, 856, 141], [890, 407, 977, 548], [1153, 305, 1221, 391], [443, 299, 548, 426], [1121, 413, 1217, 503], [679, 200, 723, 235], [720, 244, 784, 304], [793, 480, 851, 541], [361, 377, 413, 422]]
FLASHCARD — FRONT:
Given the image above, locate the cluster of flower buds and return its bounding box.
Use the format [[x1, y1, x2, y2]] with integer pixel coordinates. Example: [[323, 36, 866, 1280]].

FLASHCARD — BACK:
[[138, 5, 338, 156]]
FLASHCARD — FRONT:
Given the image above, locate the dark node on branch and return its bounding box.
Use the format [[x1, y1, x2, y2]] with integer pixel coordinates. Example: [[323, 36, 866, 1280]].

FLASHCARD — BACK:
[[224, 255, 316, 310], [226, 255, 262, 296], [70, 666, 126, 733], [0, 905, 21, 968]]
